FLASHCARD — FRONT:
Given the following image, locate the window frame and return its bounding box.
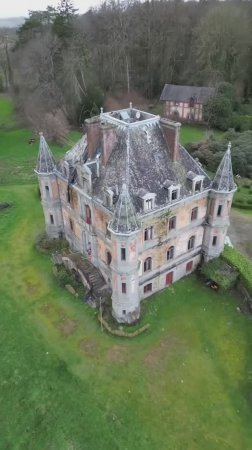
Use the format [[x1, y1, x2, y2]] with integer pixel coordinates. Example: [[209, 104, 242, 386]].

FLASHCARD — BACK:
[[121, 247, 126, 261], [188, 235, 195, 251], [169, 216, 176, 231], [167, 246, 175, 261], [217, 205, 223, 217], [144, 226, 153, 241], [191, 207, 198, 221], [122, 283, 127, 294], [212, 236, 217, 246], [144, 283, 152, 293], [144, 257, 152, 272]]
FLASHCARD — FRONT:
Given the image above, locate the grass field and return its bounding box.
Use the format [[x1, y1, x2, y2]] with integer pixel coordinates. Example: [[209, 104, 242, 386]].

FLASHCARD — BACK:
[[1, 96, 252, 449]]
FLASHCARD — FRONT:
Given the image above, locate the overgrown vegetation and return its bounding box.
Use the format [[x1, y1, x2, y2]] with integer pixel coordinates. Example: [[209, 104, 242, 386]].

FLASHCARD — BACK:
[[188, 129, 252, 179], [200, 258, 238, 290], [35, 232, 69, 253], [53, 263, 86, 299], [222, 245, 252, 294]]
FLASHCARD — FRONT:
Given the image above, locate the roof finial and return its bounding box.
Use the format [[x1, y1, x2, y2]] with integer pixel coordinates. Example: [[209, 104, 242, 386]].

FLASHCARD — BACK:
[[129, 102, 133, 109]]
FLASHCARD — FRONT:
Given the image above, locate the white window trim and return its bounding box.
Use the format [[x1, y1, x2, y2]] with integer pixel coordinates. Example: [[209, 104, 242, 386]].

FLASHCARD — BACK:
[[168, 184, 181, 202]]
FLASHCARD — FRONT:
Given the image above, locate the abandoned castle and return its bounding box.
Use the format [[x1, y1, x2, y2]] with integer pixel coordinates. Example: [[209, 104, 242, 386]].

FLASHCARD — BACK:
[[36, 106, 236, 323]]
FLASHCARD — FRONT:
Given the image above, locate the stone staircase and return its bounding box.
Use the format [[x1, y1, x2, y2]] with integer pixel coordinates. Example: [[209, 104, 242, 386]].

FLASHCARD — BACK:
[[67, 252, 109, 297]]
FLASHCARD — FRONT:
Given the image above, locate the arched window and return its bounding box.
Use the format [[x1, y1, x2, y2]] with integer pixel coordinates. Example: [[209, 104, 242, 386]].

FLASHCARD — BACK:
[[167, 246, 175, 260], [188, 235, 195, 251], [106, 251, 112, 265], [144, 257, 152, 272]]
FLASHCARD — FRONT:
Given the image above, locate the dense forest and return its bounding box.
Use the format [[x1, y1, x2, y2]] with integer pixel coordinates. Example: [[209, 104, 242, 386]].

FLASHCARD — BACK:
[[1, 0, 252, 140]]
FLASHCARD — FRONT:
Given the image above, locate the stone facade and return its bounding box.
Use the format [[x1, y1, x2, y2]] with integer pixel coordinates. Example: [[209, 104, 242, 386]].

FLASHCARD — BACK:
[[36, 107, 236, 323]]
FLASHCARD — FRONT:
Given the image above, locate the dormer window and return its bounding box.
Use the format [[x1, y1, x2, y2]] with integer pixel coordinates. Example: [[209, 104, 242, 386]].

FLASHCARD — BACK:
[[167, 184, 180, 202], [171, 189, 178, 201], [146, 198, 153, 210], [138, 190, 156, 212], [195, 181, 202, 192], [187, 172, 204, 194]]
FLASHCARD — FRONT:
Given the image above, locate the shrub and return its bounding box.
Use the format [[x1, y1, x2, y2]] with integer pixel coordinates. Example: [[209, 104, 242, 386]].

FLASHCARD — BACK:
[[35, 233, 69, 253], [222, 246, 252, 293], [54, 264, 86, 299], [200, 258, 238, 290]]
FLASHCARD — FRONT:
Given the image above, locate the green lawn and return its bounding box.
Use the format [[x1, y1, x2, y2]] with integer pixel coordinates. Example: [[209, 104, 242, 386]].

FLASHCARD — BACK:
[[1, 97, 252, 449]]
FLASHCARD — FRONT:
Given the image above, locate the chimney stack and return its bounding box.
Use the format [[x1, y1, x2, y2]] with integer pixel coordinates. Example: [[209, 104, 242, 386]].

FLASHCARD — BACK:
[[85, 118, 101, 160], [160, 118, 181, 162], [101, 123, 118, 167]]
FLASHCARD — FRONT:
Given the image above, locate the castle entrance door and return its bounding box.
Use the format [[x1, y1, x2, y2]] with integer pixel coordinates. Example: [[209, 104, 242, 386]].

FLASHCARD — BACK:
[[166, 271, 173, 286]]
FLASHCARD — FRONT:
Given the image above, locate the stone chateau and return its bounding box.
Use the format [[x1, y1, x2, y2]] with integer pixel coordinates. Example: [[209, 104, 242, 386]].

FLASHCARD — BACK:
[[36, 105, 236, 323]]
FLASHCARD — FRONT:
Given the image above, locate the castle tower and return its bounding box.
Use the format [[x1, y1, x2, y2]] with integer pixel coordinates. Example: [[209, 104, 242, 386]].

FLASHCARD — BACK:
[[35, 132, 64, 239], [108, 184, 141, 323], [202, 143, 236, 261]]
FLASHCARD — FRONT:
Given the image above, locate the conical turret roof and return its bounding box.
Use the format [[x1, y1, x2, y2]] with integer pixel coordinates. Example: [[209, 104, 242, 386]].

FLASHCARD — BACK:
[[36, 132, 56, 174], [211, 142, 236, 192], [109, 184, 139, 234]]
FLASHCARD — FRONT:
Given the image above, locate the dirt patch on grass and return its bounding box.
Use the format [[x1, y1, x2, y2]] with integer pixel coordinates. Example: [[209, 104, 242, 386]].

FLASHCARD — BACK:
[[40, 303, 55, 316], [144, 336, 184, 367], [229, 210, 252, 259], [107, 345, 129, 363], [79, 339, 96, 356], [26, 281, 40, 295], [59, 319, 77, 337]]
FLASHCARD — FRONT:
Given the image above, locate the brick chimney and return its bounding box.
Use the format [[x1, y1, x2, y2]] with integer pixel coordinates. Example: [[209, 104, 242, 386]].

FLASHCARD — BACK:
[[160, 118, 181, 162], [85, 118, 101, 159], [101, 123, 118, 167]]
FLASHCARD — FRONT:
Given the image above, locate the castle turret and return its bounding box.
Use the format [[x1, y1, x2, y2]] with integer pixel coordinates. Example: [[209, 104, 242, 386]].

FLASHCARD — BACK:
[[35, 132, 64, 239], [202, 142, 236, 261], [108, 184, 140, 323]]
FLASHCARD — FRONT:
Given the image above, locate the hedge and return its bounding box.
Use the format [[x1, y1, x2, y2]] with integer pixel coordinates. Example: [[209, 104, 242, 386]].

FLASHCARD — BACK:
[[232, 201, 252, 210], [222, 246, 252, 293]]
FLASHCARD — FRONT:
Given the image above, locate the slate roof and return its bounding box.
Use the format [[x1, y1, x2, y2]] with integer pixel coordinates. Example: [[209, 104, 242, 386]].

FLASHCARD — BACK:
[[160, 84, 215, 104], [36, 132, 55, 174], [211, 143, 236, 192], [91, 119, 211, 211], [109, 183, 139, 234]]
